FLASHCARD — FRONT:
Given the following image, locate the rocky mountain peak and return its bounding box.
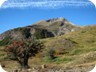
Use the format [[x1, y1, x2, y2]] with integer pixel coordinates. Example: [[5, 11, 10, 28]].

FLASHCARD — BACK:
[[46, 17, 65, 22]]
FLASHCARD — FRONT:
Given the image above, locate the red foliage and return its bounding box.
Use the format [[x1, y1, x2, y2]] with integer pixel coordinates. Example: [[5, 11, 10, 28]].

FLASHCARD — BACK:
[[5, 41, 26, 56]]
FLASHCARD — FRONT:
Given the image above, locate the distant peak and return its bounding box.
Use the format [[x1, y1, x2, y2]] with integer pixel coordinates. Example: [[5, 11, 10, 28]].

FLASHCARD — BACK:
[[35, 17, 74, 26], [46, 17, 66, 22]]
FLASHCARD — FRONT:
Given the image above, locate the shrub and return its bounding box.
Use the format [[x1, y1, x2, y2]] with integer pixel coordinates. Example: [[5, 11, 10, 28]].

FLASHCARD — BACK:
[[47, 48, 56, 60], [4, 39, 44, 68]]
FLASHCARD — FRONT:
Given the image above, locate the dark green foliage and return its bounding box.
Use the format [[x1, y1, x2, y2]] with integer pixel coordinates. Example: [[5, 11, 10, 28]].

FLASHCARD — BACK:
[[21, 28, 31, 39], [0, 36, 12, 46], [14, 27, 31, 39], [34, 29, 54, 39]]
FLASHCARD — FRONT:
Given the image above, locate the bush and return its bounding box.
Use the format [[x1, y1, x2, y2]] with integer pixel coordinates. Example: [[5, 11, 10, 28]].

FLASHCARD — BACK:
[[47, 48, 56, 60], [4, 39, 44, 68]]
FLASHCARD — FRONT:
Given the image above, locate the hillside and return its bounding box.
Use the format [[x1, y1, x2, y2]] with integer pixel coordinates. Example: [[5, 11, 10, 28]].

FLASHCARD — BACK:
[[0, 18, 96, 72], [42, 25, 96, 64], [0, 17, 79, 46]]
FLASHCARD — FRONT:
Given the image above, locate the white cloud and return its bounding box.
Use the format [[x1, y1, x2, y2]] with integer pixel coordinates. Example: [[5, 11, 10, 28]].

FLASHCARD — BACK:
[[0, 0, 7, 7], [0, 0, 92, 9], [89, 0, 96, 7]]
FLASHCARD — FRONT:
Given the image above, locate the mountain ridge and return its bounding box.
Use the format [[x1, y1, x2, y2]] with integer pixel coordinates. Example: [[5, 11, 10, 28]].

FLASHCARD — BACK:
[[0, 17, 80, 42]]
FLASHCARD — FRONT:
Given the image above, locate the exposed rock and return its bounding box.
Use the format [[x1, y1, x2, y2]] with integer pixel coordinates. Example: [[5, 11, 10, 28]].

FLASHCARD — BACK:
[[41, 64, 47, 69]]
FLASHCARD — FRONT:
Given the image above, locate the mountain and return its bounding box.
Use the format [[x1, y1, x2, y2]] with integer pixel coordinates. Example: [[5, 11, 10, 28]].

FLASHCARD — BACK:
[[0, 17, 96, 71], [0, 17, 80, 45]]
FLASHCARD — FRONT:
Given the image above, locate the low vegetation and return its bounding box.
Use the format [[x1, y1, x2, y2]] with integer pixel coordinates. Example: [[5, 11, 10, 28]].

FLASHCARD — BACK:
[[0, 25, 96, 71], [0, 36, 12, 46]]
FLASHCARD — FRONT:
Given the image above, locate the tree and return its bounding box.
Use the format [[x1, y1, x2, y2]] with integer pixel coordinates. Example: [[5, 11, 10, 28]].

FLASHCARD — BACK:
[[47, 48, 55, 60], [5, 39, 44, 68]]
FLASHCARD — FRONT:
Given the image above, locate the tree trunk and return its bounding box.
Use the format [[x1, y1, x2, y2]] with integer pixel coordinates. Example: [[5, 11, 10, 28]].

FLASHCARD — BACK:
[[20, 55, 29, 69]]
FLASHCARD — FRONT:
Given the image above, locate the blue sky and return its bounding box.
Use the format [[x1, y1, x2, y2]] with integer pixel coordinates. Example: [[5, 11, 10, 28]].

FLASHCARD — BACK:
[[0, 0, 96, 34]]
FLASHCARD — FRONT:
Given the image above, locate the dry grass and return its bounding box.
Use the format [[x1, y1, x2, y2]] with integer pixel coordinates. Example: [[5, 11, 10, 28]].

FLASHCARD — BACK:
[[0, 25, 96, 71]]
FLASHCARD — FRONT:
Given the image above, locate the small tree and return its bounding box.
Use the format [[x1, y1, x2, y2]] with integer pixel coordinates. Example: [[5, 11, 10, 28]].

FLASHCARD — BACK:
[[5, 39, 44, 68], [47, 48, 55, 60]]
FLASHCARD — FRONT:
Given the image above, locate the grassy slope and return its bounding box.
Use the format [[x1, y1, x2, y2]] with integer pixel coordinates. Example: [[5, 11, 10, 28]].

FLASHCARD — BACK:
[[41, 25, 96, 66], [0, 25, 96, 70]]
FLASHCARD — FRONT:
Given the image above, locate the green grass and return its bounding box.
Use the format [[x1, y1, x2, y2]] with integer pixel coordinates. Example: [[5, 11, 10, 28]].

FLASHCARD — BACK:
[[89, 47, 96, 51], [54, 57, 74, 64], [0, 36, 12, 46], [43, 56, 74, 64], [43, 56, 52, 63], [70, 49, 83, 55]]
